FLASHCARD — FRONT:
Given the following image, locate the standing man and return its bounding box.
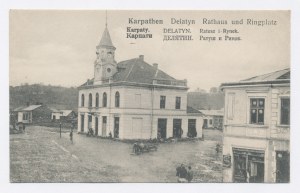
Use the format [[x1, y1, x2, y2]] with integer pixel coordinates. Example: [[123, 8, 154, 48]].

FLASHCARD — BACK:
[[70, 130, 73, 144], [71, 121, 75, 132], [187, 166, 194, 182]]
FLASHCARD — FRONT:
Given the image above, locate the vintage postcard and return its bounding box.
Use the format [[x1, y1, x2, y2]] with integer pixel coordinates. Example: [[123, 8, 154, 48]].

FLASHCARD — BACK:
[[9, 10, 290, 184]]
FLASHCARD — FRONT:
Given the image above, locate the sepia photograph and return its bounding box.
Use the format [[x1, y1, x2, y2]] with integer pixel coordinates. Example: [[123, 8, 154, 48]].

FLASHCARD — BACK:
[[8, 10, 290, 184]]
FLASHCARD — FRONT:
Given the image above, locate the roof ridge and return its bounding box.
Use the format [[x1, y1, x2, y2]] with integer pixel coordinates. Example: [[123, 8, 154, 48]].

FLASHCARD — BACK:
[[242, 68, 290, 81]]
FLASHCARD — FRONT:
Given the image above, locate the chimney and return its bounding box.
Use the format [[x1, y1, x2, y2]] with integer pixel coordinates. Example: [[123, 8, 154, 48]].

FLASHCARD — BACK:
[[26, 102, 30, 107], [153, 63, 158, 69], [139, 55, 144, 61]]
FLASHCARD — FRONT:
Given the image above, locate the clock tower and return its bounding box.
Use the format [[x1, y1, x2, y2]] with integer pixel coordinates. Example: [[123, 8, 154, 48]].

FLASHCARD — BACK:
[[94, 25, 117, 85]]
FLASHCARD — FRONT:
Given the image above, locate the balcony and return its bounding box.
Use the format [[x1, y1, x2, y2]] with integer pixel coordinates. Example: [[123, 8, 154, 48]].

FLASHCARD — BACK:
[[153, 78, 187, 87]]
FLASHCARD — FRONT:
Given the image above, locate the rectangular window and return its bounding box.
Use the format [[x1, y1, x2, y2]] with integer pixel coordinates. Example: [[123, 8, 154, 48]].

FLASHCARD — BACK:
[[280, 98, 290, 125], [160, 96, 166, 109], [250, 98, 265, 124], [175, 97, 181, 109], [23, 113, 29, 120]]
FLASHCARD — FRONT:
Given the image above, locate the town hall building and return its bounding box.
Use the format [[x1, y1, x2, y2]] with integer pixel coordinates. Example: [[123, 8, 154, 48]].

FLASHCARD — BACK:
[[77, 25, 203, 140]]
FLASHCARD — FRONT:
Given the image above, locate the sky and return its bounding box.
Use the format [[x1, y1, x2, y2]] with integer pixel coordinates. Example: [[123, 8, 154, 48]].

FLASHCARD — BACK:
[[9, 10, 290, 91]]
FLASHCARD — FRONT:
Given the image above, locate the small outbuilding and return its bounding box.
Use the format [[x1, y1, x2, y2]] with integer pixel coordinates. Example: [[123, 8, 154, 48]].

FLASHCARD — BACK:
[[51, 110, 77, 121], [199, 108, 224, 130], [13, 104, 52, 124]]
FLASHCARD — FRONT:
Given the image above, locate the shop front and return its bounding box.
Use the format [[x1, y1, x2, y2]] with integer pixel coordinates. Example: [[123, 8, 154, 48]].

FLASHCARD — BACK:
[[233, 148, 265, 183]]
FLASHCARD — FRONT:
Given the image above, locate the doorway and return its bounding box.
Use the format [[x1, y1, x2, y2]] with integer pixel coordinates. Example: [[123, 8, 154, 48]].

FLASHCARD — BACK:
[[95, 117, 98, 136], [276, 151, 290, 183], [188, 119, 197, 137], [88, 115, 92, 129], [173, 119, 182, 138], [102, 116, 107, 137], [80, 114, 84, 132], [203, 119, 208, 129], [114, 117, 119, 138], [157, 119, 167, 139]]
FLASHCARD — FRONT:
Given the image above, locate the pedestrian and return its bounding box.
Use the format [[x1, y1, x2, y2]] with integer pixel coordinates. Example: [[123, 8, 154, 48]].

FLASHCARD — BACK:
[[176, 164, 188, 183], [186, 166, 193, 182], [70, 130, 73, 144], [133, 141, 139, 154], [71, 121, 75, 132]]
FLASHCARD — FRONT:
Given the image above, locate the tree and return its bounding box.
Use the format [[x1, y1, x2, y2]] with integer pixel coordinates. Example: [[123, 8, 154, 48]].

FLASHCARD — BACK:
[[210, 87, 218, 93]]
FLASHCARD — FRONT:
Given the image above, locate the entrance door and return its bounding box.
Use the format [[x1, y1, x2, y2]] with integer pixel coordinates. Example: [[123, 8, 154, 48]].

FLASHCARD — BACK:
[[88, 115, 92, 129], [95, 117, 98, 136], [188, 119, 197, 137], [276, 151, 290, 183], [173, 119, 182, 138], [233, 154, 247, 182], [80, 114, 84, 132], [102, 116, 107, 137], [114, 117, 119, 138], [203, 119, 208, 129], [157, 119, 167, 139]]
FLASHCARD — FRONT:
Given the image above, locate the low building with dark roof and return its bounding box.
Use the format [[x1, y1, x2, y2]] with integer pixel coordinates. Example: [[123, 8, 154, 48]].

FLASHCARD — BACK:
[[77, 25, 203, 139], [220, 68, 290, 183], [51, 109, 77, 121]]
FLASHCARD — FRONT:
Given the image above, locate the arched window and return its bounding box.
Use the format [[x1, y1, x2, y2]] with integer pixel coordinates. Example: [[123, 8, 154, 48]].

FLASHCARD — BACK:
[[103, 92, 107, 107], [115, 91, 120, 107], [89, 93, 92, 108], [95, 93, 99, 108], [81, 94, 85, 107]]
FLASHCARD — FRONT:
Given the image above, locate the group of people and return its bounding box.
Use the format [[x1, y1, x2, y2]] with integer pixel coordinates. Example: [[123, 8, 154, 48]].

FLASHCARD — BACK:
[[132, 142, 145, 154], [176, 164, 193, 183]]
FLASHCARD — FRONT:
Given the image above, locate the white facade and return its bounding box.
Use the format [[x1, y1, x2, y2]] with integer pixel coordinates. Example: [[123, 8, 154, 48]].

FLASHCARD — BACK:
[[78, 85, 202, 139], [77, 25, 203, 140], [221, 70, 290, 183]]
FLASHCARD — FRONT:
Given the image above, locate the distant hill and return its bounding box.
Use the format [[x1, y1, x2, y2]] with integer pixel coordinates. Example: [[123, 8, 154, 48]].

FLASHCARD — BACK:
[[10, 84, 224, 112], [10, 84, 78, 111], [187, 92, 224, 110]]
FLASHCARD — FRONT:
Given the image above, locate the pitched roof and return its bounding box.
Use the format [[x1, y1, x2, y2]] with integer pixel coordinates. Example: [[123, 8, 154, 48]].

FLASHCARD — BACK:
[[221, 68, 290, 88], [241, 68, 290, 82], [13, 106, 26, 112], [19, 105, 42, 111], [199, 109, 224, 116], [80, 57, 183, 87], [113, 58, 175, 84], [61, 110, 73, 116], [99, 27, 115, 48], [187, 106, 202, 114]]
